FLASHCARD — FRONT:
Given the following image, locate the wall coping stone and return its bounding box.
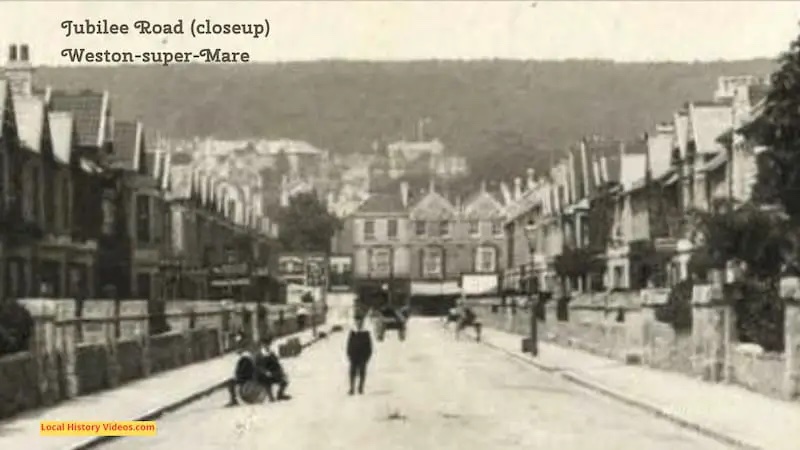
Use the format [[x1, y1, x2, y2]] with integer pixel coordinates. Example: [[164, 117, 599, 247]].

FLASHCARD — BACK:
[[691, 283, 725, 306], [641, 288, 670, 307], [569, 304, 607, 311], [779, 276, 800, 302]]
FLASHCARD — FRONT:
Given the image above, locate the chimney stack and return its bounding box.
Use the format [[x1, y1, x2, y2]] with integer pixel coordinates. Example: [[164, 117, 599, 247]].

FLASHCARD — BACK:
[[513, 177, 522, 200], [5, 43, 34, 97], [526, 168, 535, 190], [400, 181, 409, 207]]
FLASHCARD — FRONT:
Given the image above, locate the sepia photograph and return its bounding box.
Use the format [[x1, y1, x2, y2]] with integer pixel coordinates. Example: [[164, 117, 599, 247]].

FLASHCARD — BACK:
[[0, 1, 800, 448]]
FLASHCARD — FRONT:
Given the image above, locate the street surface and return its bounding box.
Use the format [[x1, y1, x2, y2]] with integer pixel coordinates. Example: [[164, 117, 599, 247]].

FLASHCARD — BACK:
[[104, 319, 727, 449]]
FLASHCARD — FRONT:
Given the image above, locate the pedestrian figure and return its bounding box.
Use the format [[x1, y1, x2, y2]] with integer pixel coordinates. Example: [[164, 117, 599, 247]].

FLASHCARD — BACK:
[[455, 306, 478, 340], [346, 314, 373, 395], [255, 336, 291, 401], [444, 305, 460, 328], [225, 332, 262, 407]]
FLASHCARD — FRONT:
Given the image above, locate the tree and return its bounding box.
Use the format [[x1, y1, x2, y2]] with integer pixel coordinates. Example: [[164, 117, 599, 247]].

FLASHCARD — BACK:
[[741, 27, 800, 222], [0, 300, 34, 356], [687, 199, 791, 281], [466, 130, 557, 185], [277, 192, 341, 253]]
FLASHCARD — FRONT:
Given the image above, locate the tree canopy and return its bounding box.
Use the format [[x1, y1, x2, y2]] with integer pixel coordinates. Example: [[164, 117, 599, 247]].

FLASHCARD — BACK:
[[687, 199, 791, 280], [276, 192, 341, 253], [742, 29, 800, 221]]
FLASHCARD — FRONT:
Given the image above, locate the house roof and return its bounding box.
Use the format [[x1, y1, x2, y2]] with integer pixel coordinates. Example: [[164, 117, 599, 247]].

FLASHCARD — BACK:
[[463, 187, 505, 219], [110, 120, 142, 171], [48, 111, 74, 165], [673, 111, 690, 159], [356, 192, 406, 215], [647, 131, 674, 179], [689, 102, 732, 154], [584, 139, 622, 197], [14, 95, 46, 154], [568, 144, 586, 201], [48, 90, 108, 148]]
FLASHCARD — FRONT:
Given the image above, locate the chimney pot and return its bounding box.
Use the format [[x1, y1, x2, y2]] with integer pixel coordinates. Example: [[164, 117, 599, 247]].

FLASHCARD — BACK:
[[8, 44, 17, 62], [20, 44, 29, 62]]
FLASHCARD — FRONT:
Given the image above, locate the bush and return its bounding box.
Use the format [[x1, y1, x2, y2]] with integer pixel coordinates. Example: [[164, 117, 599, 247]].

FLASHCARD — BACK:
[[655, 280, 694, 333], [0, 300, 34, 355], [731, 280, 785, 353]]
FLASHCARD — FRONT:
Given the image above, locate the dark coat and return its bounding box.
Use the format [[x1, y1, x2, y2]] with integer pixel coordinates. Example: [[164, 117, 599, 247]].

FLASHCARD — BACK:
[[234, 352, 256, 383], [347, 329, 373, 362], [256, 350, 285, 378]]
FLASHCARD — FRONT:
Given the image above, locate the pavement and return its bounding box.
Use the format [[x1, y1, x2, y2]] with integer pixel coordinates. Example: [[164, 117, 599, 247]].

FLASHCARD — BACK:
[[99, 319, 732, 450], [471, 325, 800, 450], [0, 326, 328, 450]]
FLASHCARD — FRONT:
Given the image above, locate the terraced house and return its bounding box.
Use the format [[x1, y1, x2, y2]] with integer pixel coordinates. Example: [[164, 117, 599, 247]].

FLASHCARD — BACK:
[[2, 44, 108, 299], [0, 44, 282, 304], [502, 75, 769, 297]]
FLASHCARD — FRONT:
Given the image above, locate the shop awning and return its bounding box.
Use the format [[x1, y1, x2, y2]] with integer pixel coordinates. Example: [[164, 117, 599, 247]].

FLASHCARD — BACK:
[[410, 281, 462, 297], [211, 278, 250, 287], [461, 274, 499, 296]]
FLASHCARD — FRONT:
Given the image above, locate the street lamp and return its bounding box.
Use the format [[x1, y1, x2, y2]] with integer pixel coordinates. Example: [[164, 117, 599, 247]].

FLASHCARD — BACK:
[[523, 219, 539, 357]]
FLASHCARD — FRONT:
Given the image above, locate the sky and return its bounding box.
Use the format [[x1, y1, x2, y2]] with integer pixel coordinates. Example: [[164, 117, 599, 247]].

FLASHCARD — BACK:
[[0, 1, 799, 66]]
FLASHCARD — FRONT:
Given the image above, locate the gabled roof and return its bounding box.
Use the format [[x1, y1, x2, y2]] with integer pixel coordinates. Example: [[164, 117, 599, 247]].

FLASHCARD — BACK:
[[14, 95, 47, 154], [584, 139, 621, 197], [48, 111, 75, 165], [688, 102, 732, 154], [463, 184, 504, 219], [356, 192, 406, 215], [110, 120, 143, 171], [647, 130, 674, 179], [673, 111, 690, 159], [48, 90, 109, 148], [568, 144, 586, 201], [409, 187, 457, 219]]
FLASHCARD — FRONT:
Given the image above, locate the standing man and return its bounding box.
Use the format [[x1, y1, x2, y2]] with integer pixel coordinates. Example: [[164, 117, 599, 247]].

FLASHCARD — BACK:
[[255, 336, 291, 401], [346, 314, 373, 395]]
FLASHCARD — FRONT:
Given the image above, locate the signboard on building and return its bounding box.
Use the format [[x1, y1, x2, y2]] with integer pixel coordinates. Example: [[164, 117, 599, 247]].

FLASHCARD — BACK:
[[278, 254, 306, 284], [210, 262, 251, 287], [305, 255, 326, 287], [461, 273, 499, 297], [329, 255, 353, 292]]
